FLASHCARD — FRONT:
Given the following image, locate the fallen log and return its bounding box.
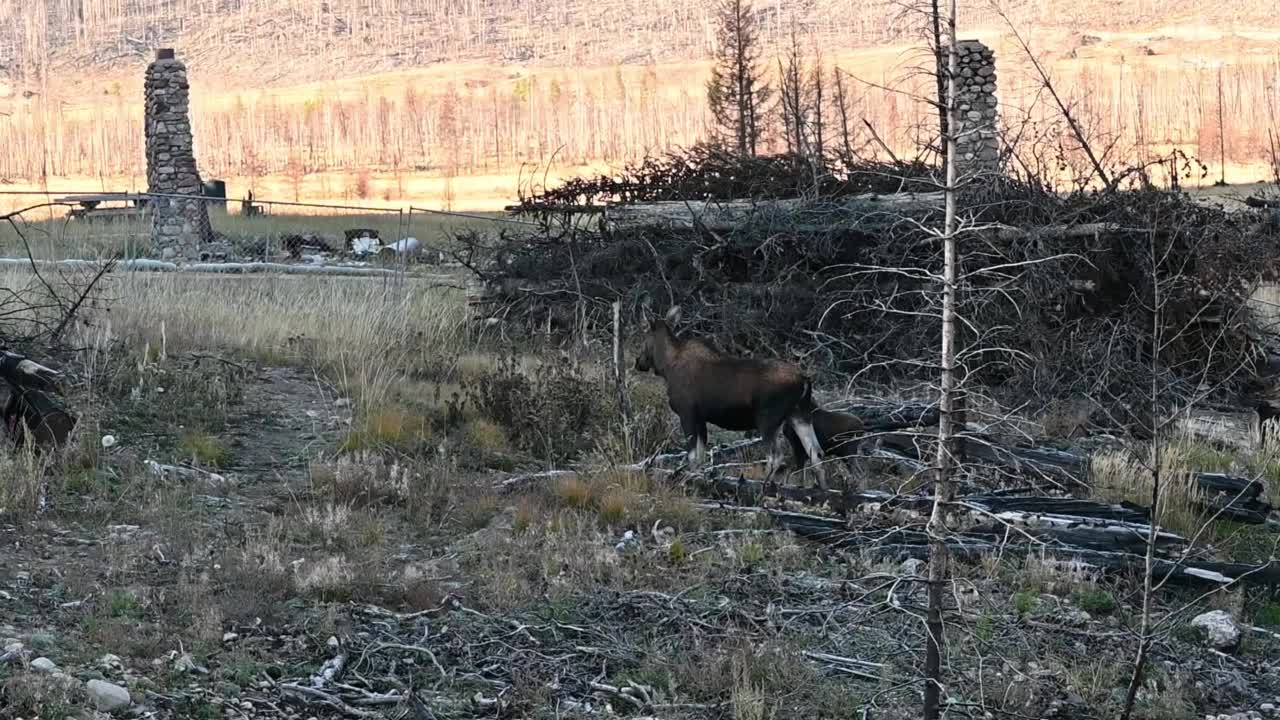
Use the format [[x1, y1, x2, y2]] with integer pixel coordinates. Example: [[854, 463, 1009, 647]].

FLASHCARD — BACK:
[[602, 192, 946, 231], [876, 431, 1273, 522], [992, 222, 1124, 242], [827, 401, 940, 431], [697, 474, 1154, 529], [775, 519, 1280, 588], [877, 432, 1089, 488]]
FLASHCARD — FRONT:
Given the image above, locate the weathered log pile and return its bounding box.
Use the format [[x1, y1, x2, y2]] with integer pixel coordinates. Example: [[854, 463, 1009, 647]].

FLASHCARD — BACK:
[[499, 398, 1280, 588], [465, 148, 1280, 417]]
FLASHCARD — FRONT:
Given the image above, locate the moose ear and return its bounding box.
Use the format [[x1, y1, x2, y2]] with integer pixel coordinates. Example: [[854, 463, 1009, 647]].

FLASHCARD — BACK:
[[664, 306, 683, 326]]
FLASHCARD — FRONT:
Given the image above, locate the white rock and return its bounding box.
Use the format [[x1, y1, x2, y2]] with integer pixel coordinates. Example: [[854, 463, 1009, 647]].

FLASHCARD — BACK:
[[30, 656, 58, 673], [1191, 610, 1241, 651], [1261, 704, 1275, 713], [86, 679, 131, 711], [900, 558, 926, 576], [101, 434, 117, 448], [97, 653, 123, 672]]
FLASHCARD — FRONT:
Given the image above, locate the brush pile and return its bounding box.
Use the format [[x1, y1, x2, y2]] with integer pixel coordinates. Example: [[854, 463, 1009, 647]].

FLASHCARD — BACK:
[[461, 145, 1280, 416]]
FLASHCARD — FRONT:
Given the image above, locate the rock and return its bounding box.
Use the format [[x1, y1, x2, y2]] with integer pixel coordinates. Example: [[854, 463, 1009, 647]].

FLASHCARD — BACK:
[[1062, 609, 1092, 626], [97, 653, 123, 673], [86, 679, 131, 711], [1261, 704, 1275, 713], [30, 656, 58, 673], [1191, 610, 1241, 651], [900, 558, 926, 576]]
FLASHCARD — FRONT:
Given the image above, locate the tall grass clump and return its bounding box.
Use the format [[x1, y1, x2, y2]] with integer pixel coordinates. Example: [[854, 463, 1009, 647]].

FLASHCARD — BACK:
[[1090, 434, 1217, 536]]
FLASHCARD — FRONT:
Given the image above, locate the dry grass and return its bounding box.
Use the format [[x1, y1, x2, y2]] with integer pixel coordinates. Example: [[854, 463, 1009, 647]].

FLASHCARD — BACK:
[[0, 442, 50, 515], [1090, 438, 1211, 536], [37, 270, 469, 414]]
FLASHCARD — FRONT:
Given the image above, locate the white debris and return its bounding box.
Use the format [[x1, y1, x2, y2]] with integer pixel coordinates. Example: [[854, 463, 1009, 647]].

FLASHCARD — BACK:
[[899, 558, 926, 577], [101, 434, 117, 449], [382, 236, 420, 256], [350, 236, 381, 256]]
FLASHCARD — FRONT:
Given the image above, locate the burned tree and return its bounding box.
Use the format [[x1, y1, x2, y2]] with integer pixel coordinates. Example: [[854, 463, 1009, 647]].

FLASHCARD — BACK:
[[705, 0, 771, 158]]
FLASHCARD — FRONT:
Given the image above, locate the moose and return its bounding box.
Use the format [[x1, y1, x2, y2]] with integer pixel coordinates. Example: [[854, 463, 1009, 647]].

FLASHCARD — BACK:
[[634, 306, 828, 487], [781, 407, 867, 477]]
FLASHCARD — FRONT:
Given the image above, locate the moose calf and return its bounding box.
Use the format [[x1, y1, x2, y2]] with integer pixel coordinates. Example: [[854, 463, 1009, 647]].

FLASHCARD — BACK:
[[634, 306, 827, 487], [782, 407, 867, 478]]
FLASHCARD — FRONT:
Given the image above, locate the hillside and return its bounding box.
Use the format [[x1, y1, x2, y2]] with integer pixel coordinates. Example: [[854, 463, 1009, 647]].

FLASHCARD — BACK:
[[0, 0, 1275, 211], [2, 0, 1277, 91]]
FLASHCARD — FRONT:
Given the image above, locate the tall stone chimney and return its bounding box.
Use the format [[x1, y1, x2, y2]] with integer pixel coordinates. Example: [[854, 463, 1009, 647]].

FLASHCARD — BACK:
[[144, 48, 213, 258], [951, 40, 1001, 180]]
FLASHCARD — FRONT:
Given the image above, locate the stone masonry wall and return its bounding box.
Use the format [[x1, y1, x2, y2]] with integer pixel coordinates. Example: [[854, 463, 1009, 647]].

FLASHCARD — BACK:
[[952, 39, 1000, 179], [144, 48, 213, 258]]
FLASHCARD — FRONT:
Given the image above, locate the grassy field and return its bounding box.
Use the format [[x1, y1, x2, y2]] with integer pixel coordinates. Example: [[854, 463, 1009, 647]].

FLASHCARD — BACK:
[[1, 252, 1280, 717]]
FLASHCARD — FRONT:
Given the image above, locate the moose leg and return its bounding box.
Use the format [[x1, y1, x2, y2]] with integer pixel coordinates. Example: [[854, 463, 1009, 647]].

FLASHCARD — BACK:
[[693, 423, 709, 469], [756, 415, 791, 487], [680, 413, 709, 472], [788, 413, 827, 489], [783, 423, 808, 473]]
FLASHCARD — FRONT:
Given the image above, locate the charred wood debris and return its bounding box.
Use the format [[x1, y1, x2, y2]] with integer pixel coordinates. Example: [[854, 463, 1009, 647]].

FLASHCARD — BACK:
[[457, 147, 1280, 586]]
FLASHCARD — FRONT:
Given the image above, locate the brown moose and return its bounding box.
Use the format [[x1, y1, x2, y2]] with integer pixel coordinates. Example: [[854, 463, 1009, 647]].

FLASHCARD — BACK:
[[634, 306, 827, 487], [782, 407, 866, 475]]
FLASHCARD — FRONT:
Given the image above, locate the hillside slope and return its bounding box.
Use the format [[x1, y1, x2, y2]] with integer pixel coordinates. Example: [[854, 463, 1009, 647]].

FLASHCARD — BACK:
[[0, 0, 1275, 91], [0, 1, 1275, 212]]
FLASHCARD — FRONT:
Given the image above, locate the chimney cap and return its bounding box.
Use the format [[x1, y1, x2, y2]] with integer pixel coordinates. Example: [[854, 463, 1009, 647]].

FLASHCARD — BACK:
[[155, 48, 175, 60]]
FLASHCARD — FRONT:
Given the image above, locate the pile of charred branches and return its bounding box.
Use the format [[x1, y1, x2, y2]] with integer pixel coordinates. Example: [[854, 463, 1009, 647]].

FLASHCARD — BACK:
[[463, 148, 1280, 416]]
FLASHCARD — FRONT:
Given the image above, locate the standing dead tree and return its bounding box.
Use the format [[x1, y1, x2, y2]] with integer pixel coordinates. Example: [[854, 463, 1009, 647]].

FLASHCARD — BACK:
[[924, 2, 960, 716], [705, 0, 772, 158]]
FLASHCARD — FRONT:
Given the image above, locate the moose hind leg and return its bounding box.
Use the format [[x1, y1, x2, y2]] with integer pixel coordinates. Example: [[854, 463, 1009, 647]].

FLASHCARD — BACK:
[[790, 414, 827, 489], [759, 421, 787, 486], [782, 423, 808, 474]]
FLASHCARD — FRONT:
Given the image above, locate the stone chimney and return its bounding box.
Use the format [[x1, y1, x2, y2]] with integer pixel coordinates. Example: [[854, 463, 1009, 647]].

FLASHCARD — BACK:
[[144, 48, 213, 258], [951, 40, 1001, 180]]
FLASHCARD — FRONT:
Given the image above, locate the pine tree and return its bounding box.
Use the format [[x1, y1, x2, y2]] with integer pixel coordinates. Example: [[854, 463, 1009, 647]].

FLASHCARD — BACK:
[[705, 0, 771, 157]]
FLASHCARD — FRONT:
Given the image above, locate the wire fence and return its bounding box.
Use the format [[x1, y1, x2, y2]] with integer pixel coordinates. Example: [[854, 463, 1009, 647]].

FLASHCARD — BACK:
[[0, 190, 531, 281]]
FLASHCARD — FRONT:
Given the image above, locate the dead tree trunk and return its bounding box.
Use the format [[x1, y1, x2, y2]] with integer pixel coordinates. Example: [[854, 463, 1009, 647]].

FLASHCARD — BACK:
[[924, 4, 960, 718]]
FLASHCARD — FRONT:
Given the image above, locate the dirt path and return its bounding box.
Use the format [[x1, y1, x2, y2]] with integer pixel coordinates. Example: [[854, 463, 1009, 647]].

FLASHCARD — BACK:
[[0, 363, 353, 716]]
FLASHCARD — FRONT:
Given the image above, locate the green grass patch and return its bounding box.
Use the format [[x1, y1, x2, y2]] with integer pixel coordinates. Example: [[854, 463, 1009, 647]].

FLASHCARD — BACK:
[[1253, 602, 1280, 628], [1073, 587, 1118, 615], [180, 430, 232, 468], [1013, 591, 1039, 616]]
